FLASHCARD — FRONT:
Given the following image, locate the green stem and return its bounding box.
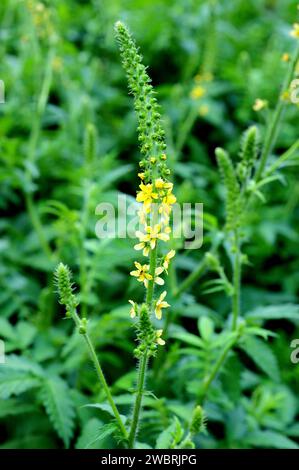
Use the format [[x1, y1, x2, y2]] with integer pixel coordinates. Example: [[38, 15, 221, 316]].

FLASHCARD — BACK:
[[198, 336, 237, 404], [129, 243, 158, 448], [71, 309, 128, 442], [128, 352, 148, 448], [266, 139, 299, 175], [25, 193, 53, 261], [173, 256, 207, 299], [255, 43, 299, 182], [232, 230, 241, 331]]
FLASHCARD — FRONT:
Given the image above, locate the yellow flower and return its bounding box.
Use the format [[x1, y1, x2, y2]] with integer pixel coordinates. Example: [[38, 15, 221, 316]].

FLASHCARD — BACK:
[[199, 105, 209, 116], [161, 153, 167, 160], [281, 89, 290, 101], [136, 183, 158, 207], [135, 224, 170, 252], [163, 249, 176, 270], [154, 266, 165, 286], [290, 23, 299, 38], [253, 98, 268, 112], [130, 262, 152, 286], [190, 85, 206, 100], [281, 53, 290, 62], [154, 291, 170, 320], [155, 178, 173, 191], [138, 172, 145, 180], [156, 329, 166, 346], [128, 300, 137, 318], [163, 193, 176, 205]]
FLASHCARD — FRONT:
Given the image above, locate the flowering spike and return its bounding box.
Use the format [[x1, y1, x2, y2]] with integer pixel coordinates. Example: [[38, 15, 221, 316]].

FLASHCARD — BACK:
[[54, 263, 78, 316], [215, 147, 241, 232], [114, 21, 168, 181]]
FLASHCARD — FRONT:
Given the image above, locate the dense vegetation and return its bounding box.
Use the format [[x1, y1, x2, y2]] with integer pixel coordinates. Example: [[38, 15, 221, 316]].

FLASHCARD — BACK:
[[0, 0, 299, 449]]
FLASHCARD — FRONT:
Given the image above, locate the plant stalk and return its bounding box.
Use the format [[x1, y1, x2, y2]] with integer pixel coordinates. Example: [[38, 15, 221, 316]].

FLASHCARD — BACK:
[[129, 243, 158, 448], [232, 230, 241, 330], [71, 309, 128, 442]]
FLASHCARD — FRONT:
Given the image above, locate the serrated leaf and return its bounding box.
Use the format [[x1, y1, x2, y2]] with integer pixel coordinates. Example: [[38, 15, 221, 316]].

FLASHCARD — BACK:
[[240, 336, 280, 382], [40, 376, 75, 447], [0, 371, 40, 399]]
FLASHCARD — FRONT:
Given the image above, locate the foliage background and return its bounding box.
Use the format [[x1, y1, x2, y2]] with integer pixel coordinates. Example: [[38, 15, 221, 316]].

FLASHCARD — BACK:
[[0, 0, 299, 449]]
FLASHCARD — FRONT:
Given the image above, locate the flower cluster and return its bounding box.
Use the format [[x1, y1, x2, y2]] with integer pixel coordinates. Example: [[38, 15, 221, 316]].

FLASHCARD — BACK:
[[115, 21, 177, 351]]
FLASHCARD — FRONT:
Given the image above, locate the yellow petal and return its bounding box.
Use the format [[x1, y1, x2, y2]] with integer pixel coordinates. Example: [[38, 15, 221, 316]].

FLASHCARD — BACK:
[[155, 267, 164, 276], [155, 308, 162, 320], [157, 337, 166, 346], [134, 243, 144, 251], [130, 270, 140, 277], [155, 277, 164, 286]]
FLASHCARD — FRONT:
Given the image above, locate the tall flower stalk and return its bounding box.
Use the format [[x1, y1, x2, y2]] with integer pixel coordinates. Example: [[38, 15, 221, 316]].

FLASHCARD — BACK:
[[115, 21, 176, 448]]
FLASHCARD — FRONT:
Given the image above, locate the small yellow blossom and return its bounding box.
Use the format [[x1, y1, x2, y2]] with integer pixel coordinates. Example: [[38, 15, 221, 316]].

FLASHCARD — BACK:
[[281, 53, 290, 62], [130, 262, 152, 286], [138, 172, 145, 180], [163, 249, 176, 270], [154, 178, 173, 191], [190, 85, 206, 100], [281, 89, 290, 101], [150, 157, 156, 164], [161, 153, 167, 160], [163, 193, 177, 205], [199, 105, 209, 116], [156, 329, 166, 346], [154, 267, 165, 286], [290, 23, 299, 38], [154, 291, 170, 320], [253, 98, 268, 112], [128, 300, 137, 318], [136, 183, 158, 207], [135, 224, 170, 252]]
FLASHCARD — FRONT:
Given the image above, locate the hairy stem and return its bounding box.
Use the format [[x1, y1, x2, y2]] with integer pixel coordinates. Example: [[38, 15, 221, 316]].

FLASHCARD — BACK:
[[129, 243, 158, 448], [198, 336, 238, 404], [232, 230, 241, 330], [128, 352, 148, 448], [71, 309, 128, 442]]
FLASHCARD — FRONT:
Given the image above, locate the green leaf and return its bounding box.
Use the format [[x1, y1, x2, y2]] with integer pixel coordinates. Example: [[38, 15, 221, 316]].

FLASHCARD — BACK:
[[0, 371, 40, 399], [240, 336, 280, 382], [198, 317, 214, 341], [76, 418, 103, 449], [246, 431, 299, 449], [40, 376, 75, 447], [156, 418, 183, 449], [0, 398, 36, 417], [245, 304, 299, 322], [88, 422, 118, 448], [170, 330, 204, 348]]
